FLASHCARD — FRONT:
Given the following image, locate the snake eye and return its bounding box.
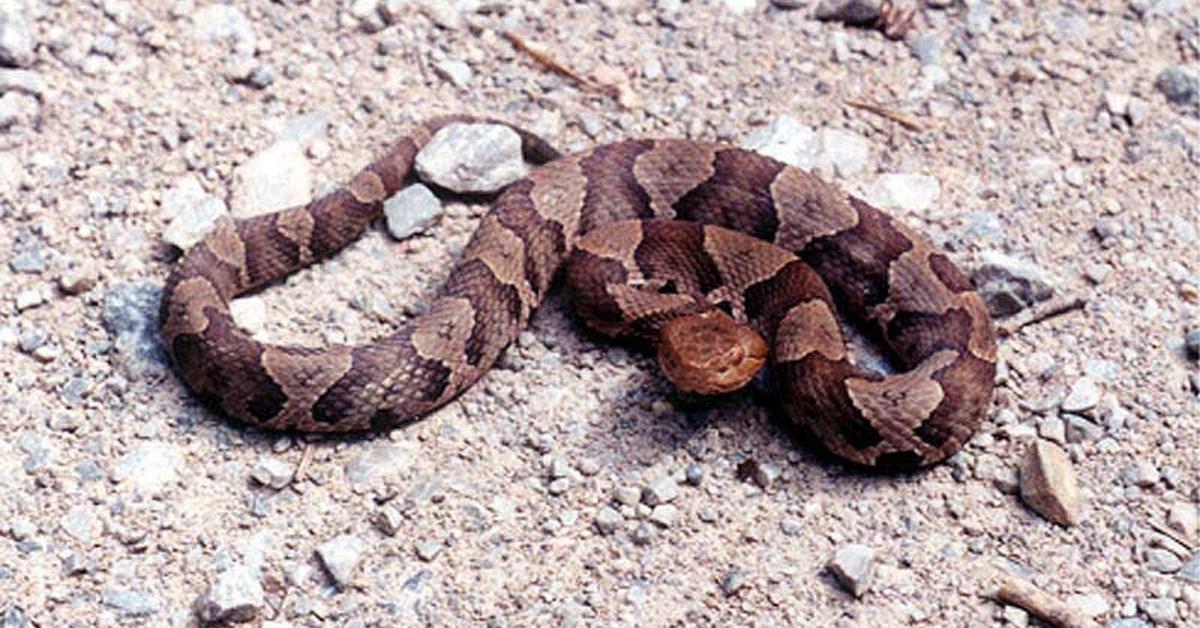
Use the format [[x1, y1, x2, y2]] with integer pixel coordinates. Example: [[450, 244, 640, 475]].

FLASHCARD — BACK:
[[657, 280, 678, 294]]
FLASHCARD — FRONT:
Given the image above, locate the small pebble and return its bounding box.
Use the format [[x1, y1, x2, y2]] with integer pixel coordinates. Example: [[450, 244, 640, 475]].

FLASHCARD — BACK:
[[1018, 440, 1083, 526], [317, 535, 367, 588], [826, 544, 877, 597]]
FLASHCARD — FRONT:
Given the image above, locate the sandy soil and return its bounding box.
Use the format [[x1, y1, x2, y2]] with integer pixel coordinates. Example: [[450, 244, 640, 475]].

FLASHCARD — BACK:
[[0, 0, 1197, 626]]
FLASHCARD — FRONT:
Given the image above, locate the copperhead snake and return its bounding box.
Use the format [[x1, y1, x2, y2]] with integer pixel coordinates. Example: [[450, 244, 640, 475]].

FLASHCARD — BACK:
[[160, 115, 996, 468]]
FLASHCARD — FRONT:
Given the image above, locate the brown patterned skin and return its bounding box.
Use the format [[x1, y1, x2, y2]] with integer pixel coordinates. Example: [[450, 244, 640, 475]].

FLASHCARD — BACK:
[[160, 117, 996, 468]]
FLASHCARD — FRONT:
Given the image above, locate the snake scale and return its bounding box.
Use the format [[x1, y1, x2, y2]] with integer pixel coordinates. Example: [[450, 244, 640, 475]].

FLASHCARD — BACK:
[[160, 115, 996, 468]]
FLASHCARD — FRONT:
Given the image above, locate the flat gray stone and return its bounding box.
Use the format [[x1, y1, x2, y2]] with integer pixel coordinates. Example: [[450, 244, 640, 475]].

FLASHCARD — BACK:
[[102, 588, 161, 617], [102, 282, 168, 378], [1061, 377, 1101, 413], [741, 116, 817, 170], [162, 177, 228, 249], [594, 506, 623, 535], [59, 505, 102, 543], [414, 123, 528, 194], [641, 476, 679, 506], [251, 456, 293, 490], [191, 4, 257, 55], [1156, 63, 1199, 107]]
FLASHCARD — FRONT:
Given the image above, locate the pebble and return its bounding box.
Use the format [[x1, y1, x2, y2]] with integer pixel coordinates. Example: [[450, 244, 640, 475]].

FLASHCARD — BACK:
[[1036, 417, 1065, 444], [113, 442, 182, 495], [1063, 415, 1103, 444], [317, 535, 367, 588], [59, 505, 102, 544], [630, 521, 656, 546], [1061, 377, 1101, 414], [911, 34, 941, 66], [1181, 553, 1200, 584], [614, 486, 641, 507], [720, 567, 748, 597], [642, 476, 679, 506], [1146, 548, 1182, 573], [1120, 461, 1160, 488], [1167, 502, 1198, 539], [965, 0, 993, 36], [414, 124, 529, 194], [1018, 440, 1083, 526], [58, 262, 99, 295], [0, 91, 37, 128], [251, 456, 293, 490], [1064, 593, 1109, 619], [684, 463, 704, 486], [594, 506, 624, 535], [383, 184, 442, 240], [231, 141, 313, 218], [344, 440, 417, 487], [433, 58, 472, 88], [648, 504, 680, 528], [375, 505, 404, 536], [1140, 598, 1178, 624], [1156, 63, 1199, 107], [9, 246, 44, 274], [814, 0, 881, 25], [191, 4, 257, 55], [102, 588, 161, 617], [736, 458, 781, 489], [868, 173, 941, 213], [102, 282, 168, 378], [826, 544, 877, 597], [814, 128, 869, 177], [195, 565, 264, 624], [0, 0, 34, 67], [971, 251, 1055, 317], [1184, 328, 1200, 360], [414, 540, 442, 562]]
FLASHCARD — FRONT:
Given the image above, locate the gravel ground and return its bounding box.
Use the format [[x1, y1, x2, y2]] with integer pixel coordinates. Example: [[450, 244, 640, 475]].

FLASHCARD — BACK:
[[1, 0, 1198, 626]]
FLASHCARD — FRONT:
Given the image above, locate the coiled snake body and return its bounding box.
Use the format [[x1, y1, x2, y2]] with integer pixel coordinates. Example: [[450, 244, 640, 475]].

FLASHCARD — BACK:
[[160, 116, 996, 468]]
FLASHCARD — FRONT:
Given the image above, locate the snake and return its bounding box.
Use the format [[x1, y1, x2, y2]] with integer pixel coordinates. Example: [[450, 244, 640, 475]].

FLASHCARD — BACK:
[[159, 116, 996, 468]]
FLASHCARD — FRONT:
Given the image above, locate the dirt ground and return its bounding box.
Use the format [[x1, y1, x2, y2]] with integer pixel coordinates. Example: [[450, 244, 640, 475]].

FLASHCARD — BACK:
[[1, 0, 1198, 626]]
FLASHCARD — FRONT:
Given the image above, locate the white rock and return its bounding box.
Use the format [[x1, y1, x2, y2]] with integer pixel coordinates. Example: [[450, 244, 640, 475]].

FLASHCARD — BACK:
[[317, 534, 367, 588], [415, 123, 528, 194], [163, 191, 227, 250], [641, 476, 679, 506], [433, 58, 472, 88], [229, 297, 267, 336], [741, 116, 816, 170], [345, 440, 418, 486], [192, 4, 257, 55], [1061, 377, 1101, 413], [814, 128, 869, 177], [59, 505, 103, 543], [384, 184, 442, 240], [0, 91, 38, 128], [250, 455, 293, 490], [231, 141, 312, 218], [195, 565, 264, 624], [0, 0, 35, 68], [827, 544, 877, 597], [869, 173, 941, 212], [113, 442, 182, 495]]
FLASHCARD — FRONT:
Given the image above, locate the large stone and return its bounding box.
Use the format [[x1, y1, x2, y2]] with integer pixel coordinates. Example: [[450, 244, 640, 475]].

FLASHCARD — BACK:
[[414, 123, 528, 194], [971, 251, 1056, 317], [102, 282, 168, 378], [1018, 440, 1083, 526], [231, 141, 312, 218]]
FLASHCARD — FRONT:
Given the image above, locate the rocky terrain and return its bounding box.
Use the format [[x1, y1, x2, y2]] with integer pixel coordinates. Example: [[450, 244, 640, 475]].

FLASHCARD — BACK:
[[0, 0, 1197, 626]]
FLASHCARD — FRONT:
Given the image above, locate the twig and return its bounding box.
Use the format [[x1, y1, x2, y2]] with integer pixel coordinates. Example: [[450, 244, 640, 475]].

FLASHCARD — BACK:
[[1150, 519, 1197, 551], [502, 30, 599, 90], [878, 1, 918, 39], [998, 294, 1088, 337], [292, 442, 315, 485], [844, 98, 927, 133], [992, 575, 1099, 628]]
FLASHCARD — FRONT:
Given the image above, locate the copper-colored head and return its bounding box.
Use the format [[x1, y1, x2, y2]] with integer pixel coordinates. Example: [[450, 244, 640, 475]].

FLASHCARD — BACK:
[[656, 309, 768, 395]]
